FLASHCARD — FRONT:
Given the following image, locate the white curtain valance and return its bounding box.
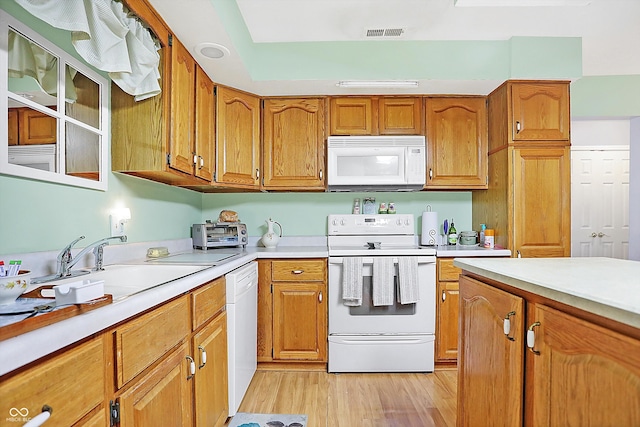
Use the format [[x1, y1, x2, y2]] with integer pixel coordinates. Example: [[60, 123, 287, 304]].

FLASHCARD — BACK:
[[15, 0, 161, 101]]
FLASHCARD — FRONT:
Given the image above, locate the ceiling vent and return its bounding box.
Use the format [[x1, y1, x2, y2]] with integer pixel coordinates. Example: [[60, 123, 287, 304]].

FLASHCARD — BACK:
[[365, 28, 405, 38]]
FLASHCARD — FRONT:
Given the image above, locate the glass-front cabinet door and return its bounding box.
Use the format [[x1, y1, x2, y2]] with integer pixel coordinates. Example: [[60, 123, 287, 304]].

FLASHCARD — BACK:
[[1, 11, 108, 190]]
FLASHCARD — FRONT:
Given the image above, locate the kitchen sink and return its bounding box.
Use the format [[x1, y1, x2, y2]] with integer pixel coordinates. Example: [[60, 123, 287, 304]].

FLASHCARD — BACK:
[[79, 264, 209, 299]]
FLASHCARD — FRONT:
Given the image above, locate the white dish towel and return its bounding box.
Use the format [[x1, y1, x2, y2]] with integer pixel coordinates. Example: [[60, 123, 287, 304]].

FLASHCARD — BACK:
[[342, 257, 363, 306], [373, 257, 394, 306], [398, 257, 420, 304]]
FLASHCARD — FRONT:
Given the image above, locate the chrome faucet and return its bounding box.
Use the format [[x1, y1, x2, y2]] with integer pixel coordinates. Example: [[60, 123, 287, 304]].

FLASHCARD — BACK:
[[32, 235, 128, 284]]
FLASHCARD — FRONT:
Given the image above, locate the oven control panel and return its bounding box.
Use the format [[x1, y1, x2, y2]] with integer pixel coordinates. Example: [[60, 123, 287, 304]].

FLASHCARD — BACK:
[[328, 214, 414, 235]]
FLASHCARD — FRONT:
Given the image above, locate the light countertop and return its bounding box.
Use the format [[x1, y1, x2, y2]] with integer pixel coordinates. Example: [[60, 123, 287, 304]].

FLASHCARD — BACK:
[[432, 245, 511, 257], [453, 257, 640, 330], [0, 246, 328, 376]]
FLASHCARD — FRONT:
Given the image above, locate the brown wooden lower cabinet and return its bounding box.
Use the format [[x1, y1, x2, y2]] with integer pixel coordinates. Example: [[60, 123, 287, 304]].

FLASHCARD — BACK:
[[0, 335, 108, 427], [118, 341, 193, 426], [0, 276, 230, 427], [458, 274, 640, 427], [258, 259, 327, 365], [436, 256, 509, 364]]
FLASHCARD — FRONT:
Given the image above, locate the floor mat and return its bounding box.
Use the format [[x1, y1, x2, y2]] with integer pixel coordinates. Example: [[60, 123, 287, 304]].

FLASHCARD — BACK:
[[228, 412, 307, 427]]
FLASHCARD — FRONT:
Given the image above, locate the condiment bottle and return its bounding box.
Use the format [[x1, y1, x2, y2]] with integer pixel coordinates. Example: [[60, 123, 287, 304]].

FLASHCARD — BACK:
[[479, 224, 486, 245], [484, 229, 495, 248], [447, 219, 458, 245]]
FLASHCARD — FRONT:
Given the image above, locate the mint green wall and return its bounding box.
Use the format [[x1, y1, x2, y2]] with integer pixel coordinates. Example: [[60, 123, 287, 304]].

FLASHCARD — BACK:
[[0, 172, 202, 255], [571, 76, 640, 117], [202, 192, 472, 238], [212, 0, 582, 82]]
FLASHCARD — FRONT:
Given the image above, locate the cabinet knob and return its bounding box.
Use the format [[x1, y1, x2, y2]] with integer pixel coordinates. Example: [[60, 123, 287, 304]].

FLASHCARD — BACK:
[[319, 291, 323, 303], [591, 232, 598, 238], [516, 121, 521, 133], [319, 169, 323, 180], [527, 321, 541, 355], [598, 232, 607, 238], [292, 270, 304, 274], [429, 168, 433, 180], [255, 168, 260, 180], [442, 291, 446, 302], [193, 154, 198, 165]]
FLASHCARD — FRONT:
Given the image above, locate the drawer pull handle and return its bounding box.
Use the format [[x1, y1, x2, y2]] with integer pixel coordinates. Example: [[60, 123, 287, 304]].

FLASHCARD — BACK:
[[198, 345, 207, 369], [442, 291, 446, 302], [516, 121, 521, 133], [186, 355, 196, 379], [527, 321, 541, 355], [503, 311, 516, 341], [292, 270, 304, 274], [22, 405, 52, 427], [319, 291, 323, 303]]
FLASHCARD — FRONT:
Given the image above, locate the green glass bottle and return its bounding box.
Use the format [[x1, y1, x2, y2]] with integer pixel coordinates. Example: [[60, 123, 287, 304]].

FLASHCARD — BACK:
[[448, 219, 457, 245]]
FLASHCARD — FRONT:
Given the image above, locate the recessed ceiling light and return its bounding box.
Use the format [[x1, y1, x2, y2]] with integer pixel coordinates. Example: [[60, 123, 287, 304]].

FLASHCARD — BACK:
[[195, 42, 230, 59], [336, 80, 419, 88]]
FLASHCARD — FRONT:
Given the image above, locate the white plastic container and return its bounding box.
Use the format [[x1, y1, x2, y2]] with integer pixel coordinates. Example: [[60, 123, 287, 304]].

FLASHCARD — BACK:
[[54, 279, 105, 305]]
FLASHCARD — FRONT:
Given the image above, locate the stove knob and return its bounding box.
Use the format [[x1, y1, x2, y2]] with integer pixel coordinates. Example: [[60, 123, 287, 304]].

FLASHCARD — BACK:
[[405, 219, 410, 226], [332, 219, 338, 226], [340, 218, 346, 226], [396, 218, 402, 226]]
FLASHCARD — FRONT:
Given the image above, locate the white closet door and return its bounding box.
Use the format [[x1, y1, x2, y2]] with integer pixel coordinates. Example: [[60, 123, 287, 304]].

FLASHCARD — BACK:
[[571, 148, 630, 259]]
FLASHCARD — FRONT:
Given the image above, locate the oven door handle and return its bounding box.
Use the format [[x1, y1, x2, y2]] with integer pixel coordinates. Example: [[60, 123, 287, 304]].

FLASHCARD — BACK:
[[329, 257, 435, 265]]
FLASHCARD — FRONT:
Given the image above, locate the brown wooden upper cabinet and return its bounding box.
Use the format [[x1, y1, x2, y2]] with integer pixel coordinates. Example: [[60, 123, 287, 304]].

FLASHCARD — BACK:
[[168, 38, 197, 177], [262, 98, 326, 190], [169, 39, 216, 184], [511, 82, 569, 142], [425, 97, 488, 189], [112, 32, 216, 186], [329, 96, 422, 135], [8, 107, 57, 145], [216, 86, 261, 189]]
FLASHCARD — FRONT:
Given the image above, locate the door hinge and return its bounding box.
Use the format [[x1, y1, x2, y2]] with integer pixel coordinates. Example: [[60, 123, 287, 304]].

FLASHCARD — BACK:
[[166, 153, 171, 165], [213, 171, 217, 182], [168, 34, 173, 47], [270, 284, 273, 293], [110, 400, 120, 427], [272, 348, 274, 358], [213, 86, 217, 96]]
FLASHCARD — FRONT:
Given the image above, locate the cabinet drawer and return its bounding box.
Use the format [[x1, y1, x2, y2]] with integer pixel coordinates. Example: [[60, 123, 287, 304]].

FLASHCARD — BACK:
[[192, 277, 226, 331], [272, 260, 326, 282], [0, 337, 105, 427], [438, 258, 462, 282], [115, 296, 190, 388]]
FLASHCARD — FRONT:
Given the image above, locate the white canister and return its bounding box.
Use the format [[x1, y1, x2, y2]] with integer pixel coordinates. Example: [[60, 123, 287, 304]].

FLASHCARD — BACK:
[[421, 206, 438, 246]]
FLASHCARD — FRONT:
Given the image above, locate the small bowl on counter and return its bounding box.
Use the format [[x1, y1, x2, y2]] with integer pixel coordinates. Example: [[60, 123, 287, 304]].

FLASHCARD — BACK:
[[0, 270, 31, 305]]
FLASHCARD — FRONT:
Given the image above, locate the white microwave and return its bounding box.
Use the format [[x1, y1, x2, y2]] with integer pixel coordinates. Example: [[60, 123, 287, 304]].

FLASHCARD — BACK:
[[327, 135, 426, 191], [8, 144, 56, 172]]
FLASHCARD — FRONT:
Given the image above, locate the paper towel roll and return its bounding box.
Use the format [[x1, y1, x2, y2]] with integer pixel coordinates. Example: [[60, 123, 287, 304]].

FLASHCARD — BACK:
[[421, 211, 439, 246]]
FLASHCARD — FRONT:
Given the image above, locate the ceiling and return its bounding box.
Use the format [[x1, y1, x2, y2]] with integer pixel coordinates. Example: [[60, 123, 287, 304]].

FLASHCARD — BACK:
[[147, 0, 640, 96]]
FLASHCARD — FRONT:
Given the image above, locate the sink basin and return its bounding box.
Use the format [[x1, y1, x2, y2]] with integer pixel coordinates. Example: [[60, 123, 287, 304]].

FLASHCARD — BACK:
[[81, 264, 208, 299]]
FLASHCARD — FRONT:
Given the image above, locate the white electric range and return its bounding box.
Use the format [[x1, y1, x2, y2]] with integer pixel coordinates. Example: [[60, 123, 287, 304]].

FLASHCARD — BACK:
[[327, 214, 436, 373]]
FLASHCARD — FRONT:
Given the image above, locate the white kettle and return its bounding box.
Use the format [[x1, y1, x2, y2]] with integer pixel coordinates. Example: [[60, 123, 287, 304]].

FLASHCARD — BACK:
[[262, 218, 283, 248]]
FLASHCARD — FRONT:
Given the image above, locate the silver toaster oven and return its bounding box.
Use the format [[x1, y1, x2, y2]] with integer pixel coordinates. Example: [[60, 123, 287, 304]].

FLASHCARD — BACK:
[[192, 222, 248, 249]]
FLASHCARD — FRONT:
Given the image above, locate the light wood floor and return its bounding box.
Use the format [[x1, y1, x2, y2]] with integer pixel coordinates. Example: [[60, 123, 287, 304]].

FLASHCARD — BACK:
[[227, 368, 457, 427]]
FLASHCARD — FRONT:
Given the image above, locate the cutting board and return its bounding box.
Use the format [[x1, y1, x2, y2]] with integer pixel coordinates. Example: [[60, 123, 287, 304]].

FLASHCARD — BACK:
[[0, 285, 112, 341]]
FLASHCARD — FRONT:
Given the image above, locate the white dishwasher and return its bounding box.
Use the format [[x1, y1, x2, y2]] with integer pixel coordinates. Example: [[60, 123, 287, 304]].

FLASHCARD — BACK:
[[225, 261, 258, 417]]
